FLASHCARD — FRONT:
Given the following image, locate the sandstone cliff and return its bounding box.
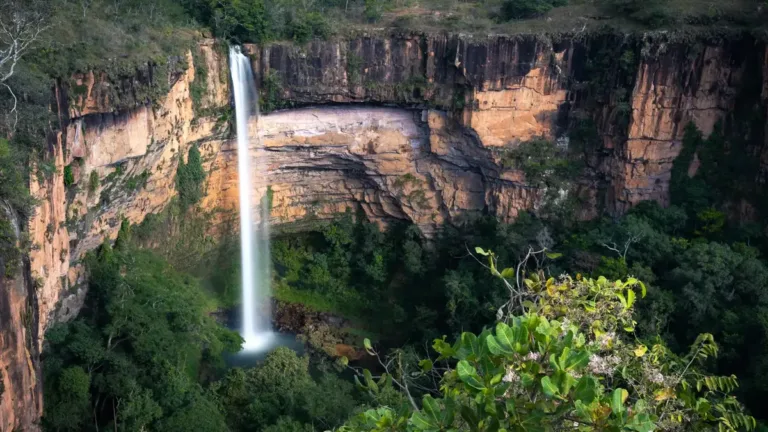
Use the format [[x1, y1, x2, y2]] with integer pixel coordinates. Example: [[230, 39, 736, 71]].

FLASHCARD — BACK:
[[0, 201, 40, 432], [2, 31, 767, 430]]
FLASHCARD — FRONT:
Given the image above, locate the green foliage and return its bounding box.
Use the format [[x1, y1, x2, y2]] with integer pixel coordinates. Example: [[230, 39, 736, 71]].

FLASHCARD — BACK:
[[125, 170, 150, 192], [260, 70, 288, 113], [114, 218, 132, 250], [130, 202, 242, 307], [209, 0, 270, 42], [598, 0, 672, 27], [501, 138, 578, 188], [500, 138, 582, 219], [43, 366, 91, 431], [343, 273, 755, 432], [190, 47, 209, 115], [0, 216, 21, 279], [364, 0, 383, 22], [211, 347, 360, 431], [42, 242, 241, 431], [0, 138, 34, 217], [347, 52, 363, 85], [501, 0, 567, 20], [63, 164, 75, 188], [175, 145, 206, 210], [289, 12, 331, 44]]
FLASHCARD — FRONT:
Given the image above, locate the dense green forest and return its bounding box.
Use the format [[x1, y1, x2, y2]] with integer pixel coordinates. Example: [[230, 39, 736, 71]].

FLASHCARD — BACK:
[[2, 0, 768, 431]]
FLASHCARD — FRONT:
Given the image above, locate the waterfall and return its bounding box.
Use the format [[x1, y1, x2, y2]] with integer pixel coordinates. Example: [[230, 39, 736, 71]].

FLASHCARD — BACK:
[[229, 46, 273, 352]]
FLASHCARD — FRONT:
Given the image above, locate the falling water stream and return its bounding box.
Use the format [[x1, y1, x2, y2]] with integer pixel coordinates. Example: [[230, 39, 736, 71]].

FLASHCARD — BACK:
[[229, 46, 273, 352]]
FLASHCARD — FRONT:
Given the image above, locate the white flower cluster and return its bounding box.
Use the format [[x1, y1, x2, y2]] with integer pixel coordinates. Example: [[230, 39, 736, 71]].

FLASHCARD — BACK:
[[524, 352, 541, 362], [597, 331, 616, 350], [588, 354, 620, 375], [644, 366, 667, 385], [503, 367, 519, 383]]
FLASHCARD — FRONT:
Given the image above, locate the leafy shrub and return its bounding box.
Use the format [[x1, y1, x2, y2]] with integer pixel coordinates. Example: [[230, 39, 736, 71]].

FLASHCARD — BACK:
[[501, 0, 566, 20], [364, 0, 382, 22], [63, 164, 75, 187], [42, 243, 240, 432], [0, 138, 34, 216], [88, 171, 99, 194], [0, 217, 21, 278], [260, 70, 287, 113], [289, 12, 330, 44], [175, 145, 205, 210], [342, 267, 757, 432], [599, 0, 672, 27], [209, 0, 271, 42]]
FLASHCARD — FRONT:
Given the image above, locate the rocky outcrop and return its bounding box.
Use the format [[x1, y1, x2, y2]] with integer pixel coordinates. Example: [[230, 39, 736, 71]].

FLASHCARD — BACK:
[[247, 32, 768, 216], [615, 40, 768, 212], [205, 107, 535, 234], [0, 201, 40, 431]]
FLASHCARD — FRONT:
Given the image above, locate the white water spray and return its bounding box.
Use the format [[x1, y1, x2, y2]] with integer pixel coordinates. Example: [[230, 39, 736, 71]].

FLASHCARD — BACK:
[[230, 46, 273, 352]]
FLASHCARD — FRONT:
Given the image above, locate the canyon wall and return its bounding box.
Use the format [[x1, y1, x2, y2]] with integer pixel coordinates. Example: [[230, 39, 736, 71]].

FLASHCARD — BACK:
[[1, 31, 767, 430], [0, 202, 40, 431]]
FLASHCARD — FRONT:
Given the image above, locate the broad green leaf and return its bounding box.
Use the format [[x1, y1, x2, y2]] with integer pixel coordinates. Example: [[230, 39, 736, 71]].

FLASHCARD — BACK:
[[486, 335, 513, 356], [521, 372, 535, 388], [339, 356, 349, 366], [364, 369, 379, 393], [457, 360, 485, 391], [574, 400, 592, 421], [490, 373, 502, 386], [354, 375, 366, 390], [624, 277, 638, 287], [627, 288, 636, 309], [639, 281, 647, 298], [364, 338, 373, 352], [460, 406, 481, 432], [611, 388, 628, 416], [475, 247, 489, 256], [574, 376, 597, 404], [559, 373, 577, 396], [495, 322, 515, 349], [410, 411, 436, 430], [545, 251, 563, 259], [565, 351, 590, 370], [500, 267, 515, 279], [419, 359, 433, 372], [432, 336, 454, 357], [505, 399, 515, 413], [541, 376, 559, 397], [557, 347, 571, 371], [422, 395, 441, 422], [456, 332, 480, 360], [616, 292, 628, 310]]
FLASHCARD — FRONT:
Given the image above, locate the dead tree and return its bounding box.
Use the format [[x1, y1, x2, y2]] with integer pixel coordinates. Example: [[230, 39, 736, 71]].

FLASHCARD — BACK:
[[0, 0, 47, 133]]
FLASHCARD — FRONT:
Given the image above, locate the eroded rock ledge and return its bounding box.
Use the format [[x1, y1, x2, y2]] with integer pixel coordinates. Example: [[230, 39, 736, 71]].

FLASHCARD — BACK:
[[205, 106, 535, 236]]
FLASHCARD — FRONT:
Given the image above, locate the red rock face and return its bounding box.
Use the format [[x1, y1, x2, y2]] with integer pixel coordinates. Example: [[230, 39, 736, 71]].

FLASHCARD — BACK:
[[0, 203, 41, 432], [614, 43, 768, 213]]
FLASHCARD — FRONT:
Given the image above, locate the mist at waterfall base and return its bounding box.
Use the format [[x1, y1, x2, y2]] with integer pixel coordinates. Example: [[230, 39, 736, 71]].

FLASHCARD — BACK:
[[229, 46, 276, 355]]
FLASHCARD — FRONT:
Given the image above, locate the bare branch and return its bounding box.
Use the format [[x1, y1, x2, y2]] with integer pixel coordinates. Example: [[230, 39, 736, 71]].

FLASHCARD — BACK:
[[601, 233, 643, 260], [1, 82, 18, 132], [0, 0, 48, 134]]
